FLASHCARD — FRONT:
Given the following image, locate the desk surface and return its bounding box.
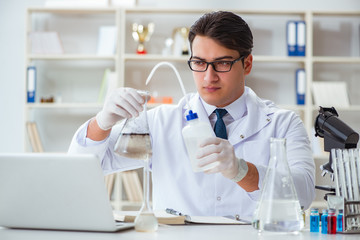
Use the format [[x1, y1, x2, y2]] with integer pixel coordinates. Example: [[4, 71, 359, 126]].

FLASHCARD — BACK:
[[1, 225, 359, 240]]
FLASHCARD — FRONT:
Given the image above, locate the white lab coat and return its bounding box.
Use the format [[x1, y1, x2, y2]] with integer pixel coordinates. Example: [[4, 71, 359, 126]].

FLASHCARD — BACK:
[[69, 87, 315, 217]]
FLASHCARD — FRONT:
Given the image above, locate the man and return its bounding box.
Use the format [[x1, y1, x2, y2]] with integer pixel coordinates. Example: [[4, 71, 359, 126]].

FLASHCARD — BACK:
[[69, 11, 315, 217]]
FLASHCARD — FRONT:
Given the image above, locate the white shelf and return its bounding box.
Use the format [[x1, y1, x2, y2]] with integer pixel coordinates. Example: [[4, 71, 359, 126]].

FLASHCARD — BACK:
[[123, 54, 306, 63], [312, 10, 360, 16], [25, 102, 163, 110], [311, 105, 360, 111], [25, 103, 103, 109], [28, 7, 117, 14], [28, 54, 117, 61], [124, 54, 188, 62], [312, 57, 360, 63], [254, 55, 306, 63], [124, 7, 307, 15]]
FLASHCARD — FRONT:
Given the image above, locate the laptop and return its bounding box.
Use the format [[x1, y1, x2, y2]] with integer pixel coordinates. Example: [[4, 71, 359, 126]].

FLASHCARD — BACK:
[[0, 153, 134, 232]]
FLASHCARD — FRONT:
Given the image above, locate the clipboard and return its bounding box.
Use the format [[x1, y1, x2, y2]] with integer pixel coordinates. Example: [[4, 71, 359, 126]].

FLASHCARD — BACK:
[[113, 210, 251, 225]]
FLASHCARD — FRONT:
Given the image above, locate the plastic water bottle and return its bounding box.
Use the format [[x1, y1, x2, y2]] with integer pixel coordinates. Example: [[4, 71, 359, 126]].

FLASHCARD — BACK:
[[182, 110, 218, 172]]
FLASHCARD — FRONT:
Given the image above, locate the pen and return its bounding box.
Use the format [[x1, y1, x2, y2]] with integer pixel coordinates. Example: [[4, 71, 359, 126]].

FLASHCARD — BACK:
[[166, 208, 184, 216]]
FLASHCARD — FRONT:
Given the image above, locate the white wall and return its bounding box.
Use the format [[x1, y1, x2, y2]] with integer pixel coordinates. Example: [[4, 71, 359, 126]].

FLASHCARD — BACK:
[[0, 0, 360, 153]]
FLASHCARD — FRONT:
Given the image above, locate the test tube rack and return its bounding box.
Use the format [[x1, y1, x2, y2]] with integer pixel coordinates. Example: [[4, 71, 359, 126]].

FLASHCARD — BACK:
[[327, 148, 360, 232], [328, 196, 360, 233]]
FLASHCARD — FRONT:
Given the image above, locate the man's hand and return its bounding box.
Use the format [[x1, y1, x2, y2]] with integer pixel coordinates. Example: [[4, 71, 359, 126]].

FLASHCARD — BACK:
[[96, 88, 147, 131], [196, 137, 248, 181]]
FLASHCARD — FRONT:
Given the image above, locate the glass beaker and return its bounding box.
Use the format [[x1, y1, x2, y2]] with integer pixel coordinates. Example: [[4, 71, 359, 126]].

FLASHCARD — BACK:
[[253, 138, 303, 233], [114, 91, 158, 232]]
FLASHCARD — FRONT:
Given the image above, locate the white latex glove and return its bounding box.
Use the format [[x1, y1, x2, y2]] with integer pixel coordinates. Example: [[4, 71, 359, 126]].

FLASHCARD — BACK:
[[96, 88, 147, 131], [196, 137, 248, 182]]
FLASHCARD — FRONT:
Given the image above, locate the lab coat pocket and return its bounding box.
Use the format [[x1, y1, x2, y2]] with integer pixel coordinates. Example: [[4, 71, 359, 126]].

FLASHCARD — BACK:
[[242, 140, 270, 166]]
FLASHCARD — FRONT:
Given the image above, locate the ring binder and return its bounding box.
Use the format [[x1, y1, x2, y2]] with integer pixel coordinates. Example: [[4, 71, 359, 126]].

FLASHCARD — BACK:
[[287, 20, 306, 56], [287, 21, 297, 56], [296, 21, 306, 56], [27, 66, 36, 103], [296, 68, 306, 105]]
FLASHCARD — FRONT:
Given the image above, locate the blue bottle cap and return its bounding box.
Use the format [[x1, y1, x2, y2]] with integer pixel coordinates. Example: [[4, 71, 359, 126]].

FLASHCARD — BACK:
[[185, 110, 198, 121]]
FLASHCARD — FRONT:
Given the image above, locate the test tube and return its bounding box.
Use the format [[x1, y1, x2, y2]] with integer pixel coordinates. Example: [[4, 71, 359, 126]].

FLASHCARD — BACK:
[[331, 149, 341, 196], [355, 149, 360, 228], [337, 149, 348, 200], [343, 150, 354, 202], [355, 149, 360, 199], [356, 149, 360, 230], [349, 149, 360, 228], [343, 150, 355, 227], [349, 149, 360, 202], [327, 208, 337, 234]]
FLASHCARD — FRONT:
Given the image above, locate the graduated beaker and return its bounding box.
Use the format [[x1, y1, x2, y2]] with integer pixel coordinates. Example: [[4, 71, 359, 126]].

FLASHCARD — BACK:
[[253, 138, 303, 233]]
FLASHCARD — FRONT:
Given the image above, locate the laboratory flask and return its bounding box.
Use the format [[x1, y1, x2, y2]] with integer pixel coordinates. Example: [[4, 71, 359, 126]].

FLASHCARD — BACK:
[[113, 91, 158, 232], [253, 138, 303, 233]]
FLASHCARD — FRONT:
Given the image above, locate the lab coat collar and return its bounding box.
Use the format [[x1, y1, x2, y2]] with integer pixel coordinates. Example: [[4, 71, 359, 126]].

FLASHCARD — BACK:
[[200, 92, 247, 121], [228, 87, 275, 145], [183, 88, 275, 145]]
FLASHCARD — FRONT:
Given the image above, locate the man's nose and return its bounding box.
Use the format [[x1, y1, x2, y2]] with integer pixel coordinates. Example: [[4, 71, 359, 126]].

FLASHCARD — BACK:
[[204, 64, 218, 81]]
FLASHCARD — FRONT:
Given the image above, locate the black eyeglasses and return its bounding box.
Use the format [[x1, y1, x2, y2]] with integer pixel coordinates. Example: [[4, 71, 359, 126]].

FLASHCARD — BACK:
[[188, 55, 246, 72]]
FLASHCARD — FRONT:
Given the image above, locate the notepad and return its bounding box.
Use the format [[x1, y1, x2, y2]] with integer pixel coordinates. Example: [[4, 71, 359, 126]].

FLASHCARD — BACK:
[[113, 210, 251, 225]]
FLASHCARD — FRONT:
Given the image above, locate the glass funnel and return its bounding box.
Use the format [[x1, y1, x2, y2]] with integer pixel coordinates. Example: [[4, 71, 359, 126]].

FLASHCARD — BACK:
[[114, 92, 158, 232], [253, 138, 303, 233]]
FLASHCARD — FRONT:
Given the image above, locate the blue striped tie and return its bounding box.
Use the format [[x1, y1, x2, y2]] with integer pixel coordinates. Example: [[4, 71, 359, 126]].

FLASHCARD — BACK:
[[214, 109, 228, 139]]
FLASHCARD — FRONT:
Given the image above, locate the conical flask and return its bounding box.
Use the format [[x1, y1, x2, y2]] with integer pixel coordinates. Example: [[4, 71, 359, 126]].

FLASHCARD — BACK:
[[253, 138, 303, 233], [114, 90, 152, 160], [113, 91, 158, 232]]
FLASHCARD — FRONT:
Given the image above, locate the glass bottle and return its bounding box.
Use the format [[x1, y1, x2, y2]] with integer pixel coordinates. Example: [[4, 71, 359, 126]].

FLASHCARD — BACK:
[[337, 209, 343, 232], [328, 208, 337, 234], [113, 91, 158, 232], [321, 209, 328, 234], [253, 138, 304, 233], [310, 208, 320, 232]]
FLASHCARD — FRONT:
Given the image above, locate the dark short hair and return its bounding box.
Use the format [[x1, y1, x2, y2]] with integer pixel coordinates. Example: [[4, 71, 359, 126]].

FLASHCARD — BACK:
[[189, 11, 253, 58]]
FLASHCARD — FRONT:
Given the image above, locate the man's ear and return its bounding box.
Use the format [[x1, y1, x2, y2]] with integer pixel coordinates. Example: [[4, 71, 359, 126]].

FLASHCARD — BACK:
[[244, 54, 253, 75]]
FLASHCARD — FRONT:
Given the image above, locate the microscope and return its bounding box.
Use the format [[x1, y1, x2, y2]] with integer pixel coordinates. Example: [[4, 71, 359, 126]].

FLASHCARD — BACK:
[[314, 106, 359, 199]]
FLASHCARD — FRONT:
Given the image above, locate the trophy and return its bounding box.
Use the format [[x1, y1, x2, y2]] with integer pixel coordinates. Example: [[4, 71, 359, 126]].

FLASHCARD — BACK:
[[173, 27, 190, 55], [132, 23, 155, 54]]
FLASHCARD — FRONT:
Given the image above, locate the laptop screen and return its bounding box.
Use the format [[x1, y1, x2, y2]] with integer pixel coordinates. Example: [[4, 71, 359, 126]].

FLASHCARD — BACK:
[[0, 153, 129, 232]]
